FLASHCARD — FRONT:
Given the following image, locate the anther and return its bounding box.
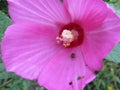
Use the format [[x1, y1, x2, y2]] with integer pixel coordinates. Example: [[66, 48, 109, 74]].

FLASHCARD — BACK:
[[56, 30, 78, 47]]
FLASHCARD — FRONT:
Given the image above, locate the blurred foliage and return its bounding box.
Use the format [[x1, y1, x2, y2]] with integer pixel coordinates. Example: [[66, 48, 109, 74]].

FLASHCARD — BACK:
[[106, 43, 120, 63], [0, 0, 8, 14], [85, 60, 120, 90], [0, 11, 11, 41], [0, 0, 120, 90]]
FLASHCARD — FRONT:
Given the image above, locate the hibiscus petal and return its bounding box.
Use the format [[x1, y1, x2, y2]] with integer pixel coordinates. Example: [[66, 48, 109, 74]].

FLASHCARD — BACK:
[[1, 23, 60, 80], [83, 8, 120, 71], [64, 0, 108, 30], [7, 0, 70, 27], [38, 47, 96, 90]]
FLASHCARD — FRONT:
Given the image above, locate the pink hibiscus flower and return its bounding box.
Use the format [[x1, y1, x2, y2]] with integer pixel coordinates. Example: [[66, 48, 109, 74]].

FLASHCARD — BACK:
[[1, 0, 120, 90]]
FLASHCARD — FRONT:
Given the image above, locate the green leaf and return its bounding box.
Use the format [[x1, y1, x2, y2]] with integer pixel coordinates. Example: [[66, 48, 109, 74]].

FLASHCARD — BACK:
[[104, 0, 110, 2], [22, 80, 31, 90], [0, 11, 11, 41], [0, 63, 5, 72], [105, 43, 120, 63], [109, 2, 120, 15], [36, 87, 45, 90], [0, 72, 15, 80]]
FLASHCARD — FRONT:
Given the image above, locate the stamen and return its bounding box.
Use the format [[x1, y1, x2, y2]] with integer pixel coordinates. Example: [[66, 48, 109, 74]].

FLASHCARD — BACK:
[[56, 29, 78, 47]]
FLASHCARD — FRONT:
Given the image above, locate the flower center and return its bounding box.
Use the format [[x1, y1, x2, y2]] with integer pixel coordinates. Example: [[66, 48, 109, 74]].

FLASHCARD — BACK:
[[56, 23, 84, 48]]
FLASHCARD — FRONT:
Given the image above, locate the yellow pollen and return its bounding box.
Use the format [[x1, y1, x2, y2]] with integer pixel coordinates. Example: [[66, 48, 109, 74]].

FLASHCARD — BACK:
[[56, 30, 75, 47], [62, 30, 74, 40]]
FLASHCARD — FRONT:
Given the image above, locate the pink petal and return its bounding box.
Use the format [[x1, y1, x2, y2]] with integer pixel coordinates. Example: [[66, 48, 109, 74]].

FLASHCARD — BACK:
[[83, 8, 120, 71], [7, 0, 71, 27], [38, 47, 96, 90], [1, 23, 60, 80], [64, 0, 108, 30]]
